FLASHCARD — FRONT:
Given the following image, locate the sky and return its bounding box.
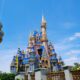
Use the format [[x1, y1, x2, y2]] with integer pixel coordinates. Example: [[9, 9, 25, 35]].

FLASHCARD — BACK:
[[0, 0, 80, 72]]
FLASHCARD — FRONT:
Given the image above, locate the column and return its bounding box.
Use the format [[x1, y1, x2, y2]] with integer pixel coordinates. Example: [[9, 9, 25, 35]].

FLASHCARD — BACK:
[[35, 68, 48, 80], [63, 66, 73, 80]]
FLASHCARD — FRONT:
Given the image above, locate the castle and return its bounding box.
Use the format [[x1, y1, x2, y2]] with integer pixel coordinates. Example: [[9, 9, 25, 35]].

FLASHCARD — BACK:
[[10, 16, 64, 74]]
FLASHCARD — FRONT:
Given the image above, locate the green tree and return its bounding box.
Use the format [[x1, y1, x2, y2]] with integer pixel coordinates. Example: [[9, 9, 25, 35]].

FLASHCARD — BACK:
[[74, 63, 80, 67], [72, 63, 80, 70], [17, 79, 20, 80], [0, 73, 15, 80]]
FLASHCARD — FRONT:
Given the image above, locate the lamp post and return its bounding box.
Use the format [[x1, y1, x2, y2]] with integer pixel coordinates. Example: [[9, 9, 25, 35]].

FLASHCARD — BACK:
[[0, 22, 4, 43]]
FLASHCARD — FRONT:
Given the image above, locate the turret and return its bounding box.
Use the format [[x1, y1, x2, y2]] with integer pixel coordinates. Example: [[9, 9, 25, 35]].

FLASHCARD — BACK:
[[29, 50, 35, 72], [27, 33, 33, 53], [28, 33, 33, 48], [58, 56, 64, 66], [23, 53, 30, 74], [15, 55, 18, 72], [58, 56, 64, 70], [49, 44, 59, 72], [10, 56, 16, 74]]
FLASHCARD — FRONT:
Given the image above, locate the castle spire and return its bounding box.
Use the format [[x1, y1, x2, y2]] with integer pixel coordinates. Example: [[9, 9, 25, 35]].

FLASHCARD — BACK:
[[28, 32, 32, 48], [41, 16, 46, 29], [42, 16, 46, 24], [41, 16, 47, 42], [29, 32, 32, 40]]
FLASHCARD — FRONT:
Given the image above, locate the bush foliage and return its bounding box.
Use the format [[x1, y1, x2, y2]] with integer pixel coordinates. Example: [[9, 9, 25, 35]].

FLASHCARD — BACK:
[[0, 73, 15, 80]]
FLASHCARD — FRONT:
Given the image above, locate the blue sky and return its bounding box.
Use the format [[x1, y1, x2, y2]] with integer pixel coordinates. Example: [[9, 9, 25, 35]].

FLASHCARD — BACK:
[[0, 0, 80, 72]]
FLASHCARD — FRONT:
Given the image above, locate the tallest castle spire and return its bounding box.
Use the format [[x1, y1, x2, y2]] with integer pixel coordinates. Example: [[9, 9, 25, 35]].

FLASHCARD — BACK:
[[41, 16, 47, 42], [41, 16, 46, 29]]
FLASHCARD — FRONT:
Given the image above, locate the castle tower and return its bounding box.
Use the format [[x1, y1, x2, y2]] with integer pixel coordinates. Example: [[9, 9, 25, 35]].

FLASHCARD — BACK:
[[10, 56, 17, 74], [27, 33, 36, 72], [15, 55, 18, 72], [29, 33, 33, 47], [27, 33, 33, 53], [58, 56, 64, 70], [41, 16, 50, 68], [48, 42, 59, 71], [41, 16, 47, 42]]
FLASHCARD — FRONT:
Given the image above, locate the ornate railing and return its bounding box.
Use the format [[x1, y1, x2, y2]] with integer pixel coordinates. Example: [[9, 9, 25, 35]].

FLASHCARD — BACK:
[[31, 74, 35, 80], [71, 70, 80, 80], [24, 73, 35, 80], [24, 75, 28, 80], [47, 71, 65, 80], [24, 70, 80, 80]]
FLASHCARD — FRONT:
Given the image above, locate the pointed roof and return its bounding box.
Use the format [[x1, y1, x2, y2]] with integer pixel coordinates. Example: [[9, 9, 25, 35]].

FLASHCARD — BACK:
[[28, 32, 32, 42], [41, 16, 46, 24], [58, 56, 62, 61], [29, 32, 32, 39]]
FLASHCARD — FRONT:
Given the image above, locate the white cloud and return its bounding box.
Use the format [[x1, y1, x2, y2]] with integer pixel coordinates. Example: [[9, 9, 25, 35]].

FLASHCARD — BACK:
[[66, 50, 80, 56], [0, 49, 17, 72], [69, 32, 80, 41], [54, 43, 71, 52], [54, 37, 80, 66], [53, 32, 80, 66], [64, 56, 80, 66], [63, 49, 80, 65], [75, 33, 80, 37]]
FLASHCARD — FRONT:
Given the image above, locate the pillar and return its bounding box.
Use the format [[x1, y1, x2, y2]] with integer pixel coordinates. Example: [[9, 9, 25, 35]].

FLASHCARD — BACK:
[[63, 66, 73, 80], [28, 73, 31, 80], [35, 68, 48, 80]]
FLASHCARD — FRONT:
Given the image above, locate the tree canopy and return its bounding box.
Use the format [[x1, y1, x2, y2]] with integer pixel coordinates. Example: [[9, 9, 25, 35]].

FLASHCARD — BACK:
[[71, 63, 80, 71], [0, 73, 15, 80]]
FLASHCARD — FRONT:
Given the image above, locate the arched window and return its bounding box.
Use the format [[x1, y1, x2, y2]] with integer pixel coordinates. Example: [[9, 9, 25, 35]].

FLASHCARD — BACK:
[[46, 60, 48, 64], [42, 60, 44, 63]]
